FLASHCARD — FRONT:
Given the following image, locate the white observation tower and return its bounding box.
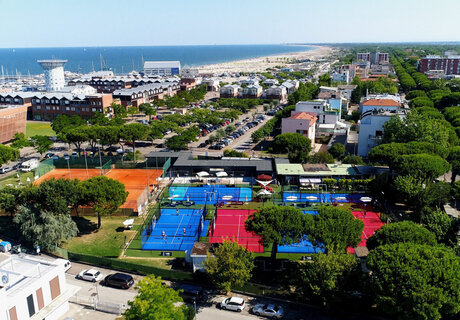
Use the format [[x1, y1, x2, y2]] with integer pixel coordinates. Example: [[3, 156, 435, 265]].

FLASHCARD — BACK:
[[37, 59, 67, 91]]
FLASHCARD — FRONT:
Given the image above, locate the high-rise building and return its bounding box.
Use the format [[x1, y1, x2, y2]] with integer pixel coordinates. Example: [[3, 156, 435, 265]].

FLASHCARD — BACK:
[[418, 55, 460, 75], [37, 60, 67, 91]]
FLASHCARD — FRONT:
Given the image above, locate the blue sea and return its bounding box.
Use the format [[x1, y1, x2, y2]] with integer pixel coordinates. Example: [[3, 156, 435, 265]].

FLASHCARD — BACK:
[[0, 45, 314, 76]]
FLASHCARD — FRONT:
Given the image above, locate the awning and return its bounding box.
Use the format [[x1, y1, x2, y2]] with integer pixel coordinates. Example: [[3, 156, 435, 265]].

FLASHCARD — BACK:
[[196, 171, 210, 177], [256, 179, 273, 186], [215, 171, 228, 177], [299, 178, 322, 184], [257, 189, 272, 196]]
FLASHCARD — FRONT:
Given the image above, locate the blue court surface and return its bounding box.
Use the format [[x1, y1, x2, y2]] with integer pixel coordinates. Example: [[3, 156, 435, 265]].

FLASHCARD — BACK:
[[277, 210, 323, 253], [168, 185, 252, 204], [283, 192, 367, 203], [141, 208, 204, 251]]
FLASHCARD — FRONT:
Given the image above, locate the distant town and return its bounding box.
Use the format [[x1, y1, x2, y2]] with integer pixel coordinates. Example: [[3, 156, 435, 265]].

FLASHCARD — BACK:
[[0, 43, 460, 320]]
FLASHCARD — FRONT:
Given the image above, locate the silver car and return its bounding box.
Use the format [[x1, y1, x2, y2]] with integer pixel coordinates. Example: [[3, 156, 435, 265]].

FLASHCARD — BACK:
[[252, 304, 284, 319]]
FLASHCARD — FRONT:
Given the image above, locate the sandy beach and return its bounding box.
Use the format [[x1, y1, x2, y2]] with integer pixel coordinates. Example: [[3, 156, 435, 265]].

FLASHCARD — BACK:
[[197, 45, 333, 74]]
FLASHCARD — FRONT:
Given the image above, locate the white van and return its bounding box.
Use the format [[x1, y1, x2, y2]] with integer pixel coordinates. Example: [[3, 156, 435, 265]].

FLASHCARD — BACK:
[[20, 159, 39, 172], [55, 258, 72, 272]]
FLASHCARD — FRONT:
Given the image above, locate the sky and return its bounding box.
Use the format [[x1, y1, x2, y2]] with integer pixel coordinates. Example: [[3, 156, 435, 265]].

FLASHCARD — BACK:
[[1, 0, 459, 48]]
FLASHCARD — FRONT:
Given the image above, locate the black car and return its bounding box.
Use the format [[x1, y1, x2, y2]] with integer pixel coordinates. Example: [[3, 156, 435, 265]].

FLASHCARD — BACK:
[[44, 152, 55, 159], [103, 273, 134, 289], [179, 284, 203, 303], [198, 143, 207, 148]]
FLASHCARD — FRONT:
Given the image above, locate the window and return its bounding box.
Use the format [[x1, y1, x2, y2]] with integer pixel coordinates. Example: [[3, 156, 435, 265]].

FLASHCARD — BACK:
[[49, 276, 61, 300], [375, 130, 383, 136], [27, 294, 36, 317]]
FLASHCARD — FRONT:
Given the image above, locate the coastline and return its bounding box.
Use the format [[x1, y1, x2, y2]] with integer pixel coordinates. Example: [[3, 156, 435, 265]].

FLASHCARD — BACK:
[[196, 45, 332, 74]]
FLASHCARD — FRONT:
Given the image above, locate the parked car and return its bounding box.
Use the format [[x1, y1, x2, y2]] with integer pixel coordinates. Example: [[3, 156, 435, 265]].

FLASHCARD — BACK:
[[63, 153, 70, 160], [71, 152, 78, 158], [179, 284, 203, 303], [103, 273, 134, 289], [220, 297, 246, 312], [44, 153, 55, 159], [56, 258, 72, 272], [76, 269, 103, 282], [252, 304, 284, 319], [0, 167, 12, 174], [198, 143, 207, 148]]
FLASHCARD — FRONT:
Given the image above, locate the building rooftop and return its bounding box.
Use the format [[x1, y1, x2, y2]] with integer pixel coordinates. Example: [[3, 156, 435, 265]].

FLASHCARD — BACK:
[[113, 82, 178, 96], [276, 163, 360, 176], [362, 99, 400, 107], [144, 61, 181, 69], [289, 112, 318, 125], [0, 256, 57, 297]]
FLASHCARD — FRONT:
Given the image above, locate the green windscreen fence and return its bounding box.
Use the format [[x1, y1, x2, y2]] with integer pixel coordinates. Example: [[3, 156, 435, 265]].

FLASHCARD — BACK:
[[162, 158, 171, 178], [34, 158, 55, 178]]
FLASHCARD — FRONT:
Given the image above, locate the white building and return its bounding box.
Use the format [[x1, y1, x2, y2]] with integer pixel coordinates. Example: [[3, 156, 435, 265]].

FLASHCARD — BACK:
[[220, 84, 240, 98], [281, 111, 317, 143], [295, 100, 340, 125], [337, 84, 357, 101], [332, 71, 350, 84], [37, 60, 67, 92], [186, 243, 212, 273], [60, 85, 97, 95], [0, 255, 79, 320], [360, 94, 402, 113], [240, 78, 259, 86], [357, 108, 406, 156], [143, 61, 181, 76]]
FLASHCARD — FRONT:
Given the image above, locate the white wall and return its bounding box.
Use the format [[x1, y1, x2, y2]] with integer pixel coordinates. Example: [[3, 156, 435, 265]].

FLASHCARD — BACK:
[[357, 115, 392, 156]]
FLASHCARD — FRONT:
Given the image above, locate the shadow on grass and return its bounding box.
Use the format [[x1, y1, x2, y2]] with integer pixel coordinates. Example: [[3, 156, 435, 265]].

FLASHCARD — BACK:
[[73, 217, 98, 236]]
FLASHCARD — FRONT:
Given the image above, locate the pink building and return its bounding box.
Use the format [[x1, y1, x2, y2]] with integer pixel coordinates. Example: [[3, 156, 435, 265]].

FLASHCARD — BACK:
[[281, 111, 317, 143]]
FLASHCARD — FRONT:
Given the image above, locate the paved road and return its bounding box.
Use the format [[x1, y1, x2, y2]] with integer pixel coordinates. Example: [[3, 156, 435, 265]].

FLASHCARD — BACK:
[[197, 308, 256, 320]]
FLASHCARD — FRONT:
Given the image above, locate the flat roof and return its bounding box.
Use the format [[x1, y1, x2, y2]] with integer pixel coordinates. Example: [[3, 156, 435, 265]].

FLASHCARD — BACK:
[[0, 256, 57, 297], [276, 163, 360, 176], [146, 151, 273, 172]]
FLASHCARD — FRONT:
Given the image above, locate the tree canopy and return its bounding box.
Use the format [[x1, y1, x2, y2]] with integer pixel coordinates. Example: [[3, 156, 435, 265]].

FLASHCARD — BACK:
[[295, 252, 357, 307], [204, 241, 254, 293], [0, 144, 19, 166], [309, 206, 364, 253], [393, 154, 451, 180], [124, 275, 193, 320], [245, 205, 307, 260], [13, 204, 78, 249], [78, 176, 128, 229], [367, 221, 437, 250], [271, 133, 312, 163], [367, 243, 460, 320]]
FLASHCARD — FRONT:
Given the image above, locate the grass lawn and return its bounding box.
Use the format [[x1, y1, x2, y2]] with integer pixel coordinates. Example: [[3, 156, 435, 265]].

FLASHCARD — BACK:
[[62, 215, 141, 258], [26, 121, 55, 138], [0, 171, 34, 188]]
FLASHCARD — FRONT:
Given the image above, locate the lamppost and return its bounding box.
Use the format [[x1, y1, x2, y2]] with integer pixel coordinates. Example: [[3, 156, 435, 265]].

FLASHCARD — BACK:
[[97, 139, 103, 175]]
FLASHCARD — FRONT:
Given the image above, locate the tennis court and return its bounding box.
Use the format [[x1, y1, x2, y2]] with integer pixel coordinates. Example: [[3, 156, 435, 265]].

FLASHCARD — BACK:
[[349, 210, 385, 253], [35, 168, 163, 213], [168, 185, 252, 204], [283, 192, 367, 203], [209, 209, 263, 252], [277, 210, 322, 253], [141, 208, 207, 251]]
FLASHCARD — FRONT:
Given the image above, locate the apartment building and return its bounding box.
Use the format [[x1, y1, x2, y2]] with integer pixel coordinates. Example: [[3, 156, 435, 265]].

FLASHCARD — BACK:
[[0, 256, 79, 320], [112, 82, 180, 107]]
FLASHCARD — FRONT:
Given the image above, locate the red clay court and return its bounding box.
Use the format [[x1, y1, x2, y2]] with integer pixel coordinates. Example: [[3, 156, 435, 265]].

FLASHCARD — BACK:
[[34, 168, 163, 213], [209, 209, 264, 252], [349, 210, 385, 253]]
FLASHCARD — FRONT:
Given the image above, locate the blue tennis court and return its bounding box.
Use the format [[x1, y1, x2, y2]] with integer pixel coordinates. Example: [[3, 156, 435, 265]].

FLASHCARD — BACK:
[[141, 208, 204, 251], [283, 192, 367, 203], [168, 185, 252, 204], [277, 210, 323, 253]]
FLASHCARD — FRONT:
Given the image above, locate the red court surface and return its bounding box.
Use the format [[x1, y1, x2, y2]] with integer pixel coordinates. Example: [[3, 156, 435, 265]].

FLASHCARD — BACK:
[[209, 209, 264, 252], [349, 210, 385, 253], [35, 168, 163, 212]]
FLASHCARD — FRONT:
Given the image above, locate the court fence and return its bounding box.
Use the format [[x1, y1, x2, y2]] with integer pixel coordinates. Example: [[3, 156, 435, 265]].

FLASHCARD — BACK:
[[34, 158, 55, 178]]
